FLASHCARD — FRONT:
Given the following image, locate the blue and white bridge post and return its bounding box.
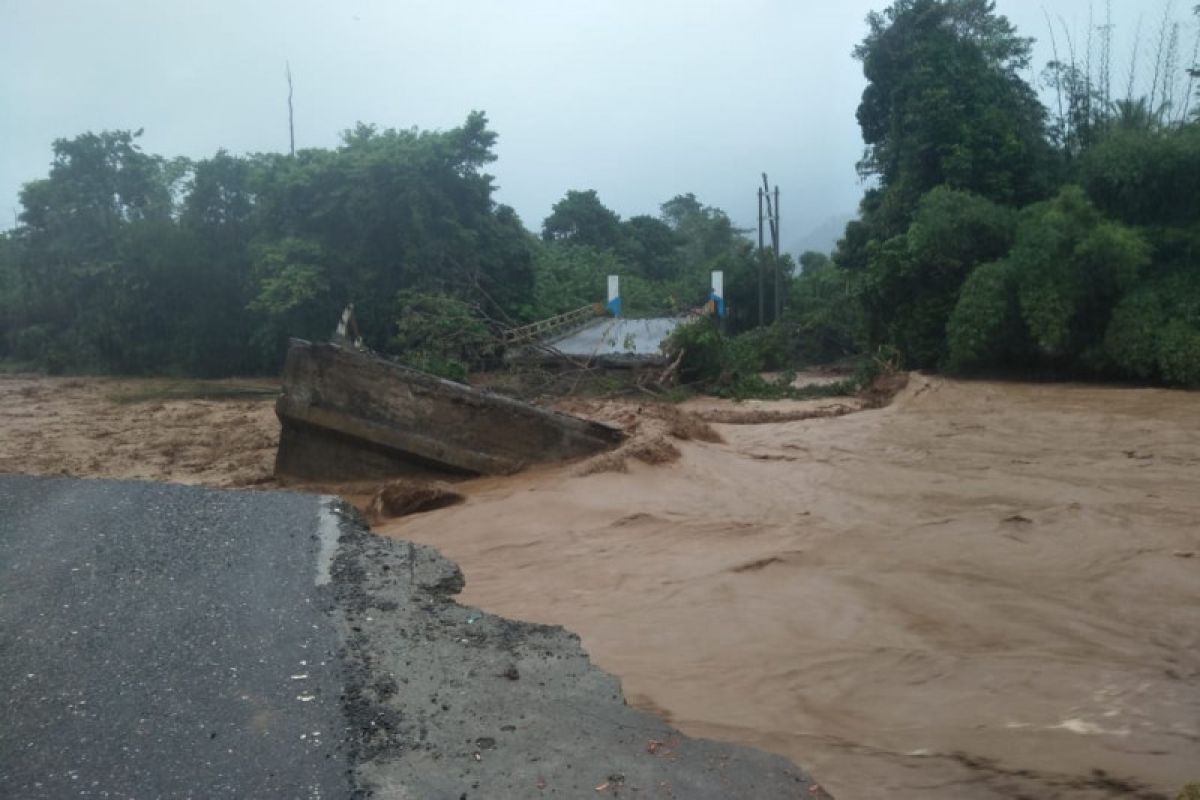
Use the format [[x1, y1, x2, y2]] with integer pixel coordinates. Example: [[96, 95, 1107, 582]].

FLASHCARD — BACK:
[[606, 275, 622, 317], [708, 270, 726, 320]]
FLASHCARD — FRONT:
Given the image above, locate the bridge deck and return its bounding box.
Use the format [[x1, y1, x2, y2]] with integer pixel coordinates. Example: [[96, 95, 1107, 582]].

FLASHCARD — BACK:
[[546, 316, 684, 363]]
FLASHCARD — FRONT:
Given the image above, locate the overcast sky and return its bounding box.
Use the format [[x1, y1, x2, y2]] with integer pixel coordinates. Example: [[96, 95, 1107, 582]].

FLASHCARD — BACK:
[[1, 0, 1187, 246]]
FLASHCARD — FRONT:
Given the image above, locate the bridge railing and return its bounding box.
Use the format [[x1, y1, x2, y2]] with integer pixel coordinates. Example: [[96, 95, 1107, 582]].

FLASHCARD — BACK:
[[501, 304, 607, 347]]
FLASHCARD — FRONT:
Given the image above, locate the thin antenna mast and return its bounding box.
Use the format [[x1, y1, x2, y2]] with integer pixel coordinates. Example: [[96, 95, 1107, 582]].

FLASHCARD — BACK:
[[286, 62, 296, 157]]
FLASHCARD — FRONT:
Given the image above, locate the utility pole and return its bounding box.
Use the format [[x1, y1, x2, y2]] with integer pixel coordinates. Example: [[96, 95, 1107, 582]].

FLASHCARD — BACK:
[[286, 62, 296, 157], [773, 185, 781, 320], [757, 187, 765, 327], [760, 173, 781, 323]]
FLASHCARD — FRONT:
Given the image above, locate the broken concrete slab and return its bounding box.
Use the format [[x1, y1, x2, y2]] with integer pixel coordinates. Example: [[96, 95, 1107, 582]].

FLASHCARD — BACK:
[[274, 340, 624, 482], [330, 505, 833, 799]]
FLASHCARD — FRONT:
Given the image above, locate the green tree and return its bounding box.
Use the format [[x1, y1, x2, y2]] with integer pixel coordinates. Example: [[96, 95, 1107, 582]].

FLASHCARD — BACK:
[[172, 150, 265, 373], [1104, 283, 1169, 379], [250, 111, 534, 348], [1105, 270, 1200, 386], [832, 0, 1054, 372], [10, 130, 190, 372], [1009, 187, 1150, 362], [660, 193, 744, 273], [620, 214, 682, 280], [530, 243, 622, 318], [182, 150, 256, 246], [2, 115, 540, 376], [1109, 98, 1161, 132], [541, 190, 624, 250], [786, 251, 863, 363], [861, 187, 1016, 367], [1078, 125, 1200, 227], [246, 237, 335, 365], [945, 259, 1027, 370], [18, 130, 175, 247], [390, 290, 495, 381], [854, 0, 1051, 232]]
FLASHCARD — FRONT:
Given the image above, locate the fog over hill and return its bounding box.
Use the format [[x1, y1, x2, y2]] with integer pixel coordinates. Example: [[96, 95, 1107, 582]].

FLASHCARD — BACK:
[[787, 212, 857, 260]]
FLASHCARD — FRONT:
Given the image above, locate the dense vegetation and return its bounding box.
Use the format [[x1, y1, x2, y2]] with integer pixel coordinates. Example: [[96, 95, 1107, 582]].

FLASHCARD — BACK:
[[2, 0, 1199, 389], [0, 117, 772, 377], [829, 0, 1200, 387], [1, 118, 532, 375]]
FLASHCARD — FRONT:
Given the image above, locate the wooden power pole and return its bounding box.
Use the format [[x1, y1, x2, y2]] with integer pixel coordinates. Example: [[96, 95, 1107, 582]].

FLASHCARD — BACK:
[[759, 174, 782, 324], [773, 184, 781, 320]]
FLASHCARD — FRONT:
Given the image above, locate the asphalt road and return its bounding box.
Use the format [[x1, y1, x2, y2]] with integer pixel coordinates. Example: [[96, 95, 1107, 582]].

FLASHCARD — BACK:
[[0, 475, 350, 799], [0, 474, 830, 799]]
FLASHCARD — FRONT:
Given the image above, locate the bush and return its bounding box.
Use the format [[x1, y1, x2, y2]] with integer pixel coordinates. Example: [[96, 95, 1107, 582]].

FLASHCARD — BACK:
[[788, 251, 864, 364], [7, 324, 76, 373], [10, 324, 55, 363], [663, 318, 857, 400], [664, 317, 725, 385], [861, 188, 1016, 368], [945, 259, 1027, 372], [388, 291, 496, 382], [1104, 287, 1166, 379], [1079, 127, 1200, 227], [1157, 320, 1200, 387], [725, 324, 793, 372], [530, 244, 622, 319], [664, 319, 795, 387], [1102, 268, 1200, 387], [1010, 187, 1150, 361]]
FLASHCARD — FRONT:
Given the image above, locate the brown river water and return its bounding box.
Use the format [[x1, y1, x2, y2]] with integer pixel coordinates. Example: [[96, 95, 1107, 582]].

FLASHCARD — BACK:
[[1, 373, 1197, 797], [382, 376, 1200, 799]]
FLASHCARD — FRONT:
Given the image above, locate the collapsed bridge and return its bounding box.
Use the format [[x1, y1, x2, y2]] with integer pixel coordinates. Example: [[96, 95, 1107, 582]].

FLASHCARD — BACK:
[[504, 271, 725, 367], [273, 340, 625, 482], [273, 272, 725, 483]]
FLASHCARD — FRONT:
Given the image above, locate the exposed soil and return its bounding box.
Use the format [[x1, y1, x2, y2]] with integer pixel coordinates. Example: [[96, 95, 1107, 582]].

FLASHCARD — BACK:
[[2, 371, 1198, 798]]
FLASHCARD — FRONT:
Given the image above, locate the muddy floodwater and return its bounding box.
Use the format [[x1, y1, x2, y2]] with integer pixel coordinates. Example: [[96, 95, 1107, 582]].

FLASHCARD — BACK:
[[2, 373, 1198, 798], [385, 376, 1200, 799]]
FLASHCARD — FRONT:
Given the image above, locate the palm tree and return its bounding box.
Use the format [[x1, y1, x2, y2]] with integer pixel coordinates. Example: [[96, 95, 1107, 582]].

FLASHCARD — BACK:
[[1109, 97, 1165, 131]]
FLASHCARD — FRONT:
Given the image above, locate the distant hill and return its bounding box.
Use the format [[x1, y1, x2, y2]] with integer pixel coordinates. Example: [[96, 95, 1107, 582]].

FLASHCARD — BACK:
[[787, 212, 855, 259]]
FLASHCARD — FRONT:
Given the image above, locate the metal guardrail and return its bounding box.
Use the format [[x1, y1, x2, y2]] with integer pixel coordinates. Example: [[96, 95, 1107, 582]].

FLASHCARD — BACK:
[[501, 304, 606, 346]]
